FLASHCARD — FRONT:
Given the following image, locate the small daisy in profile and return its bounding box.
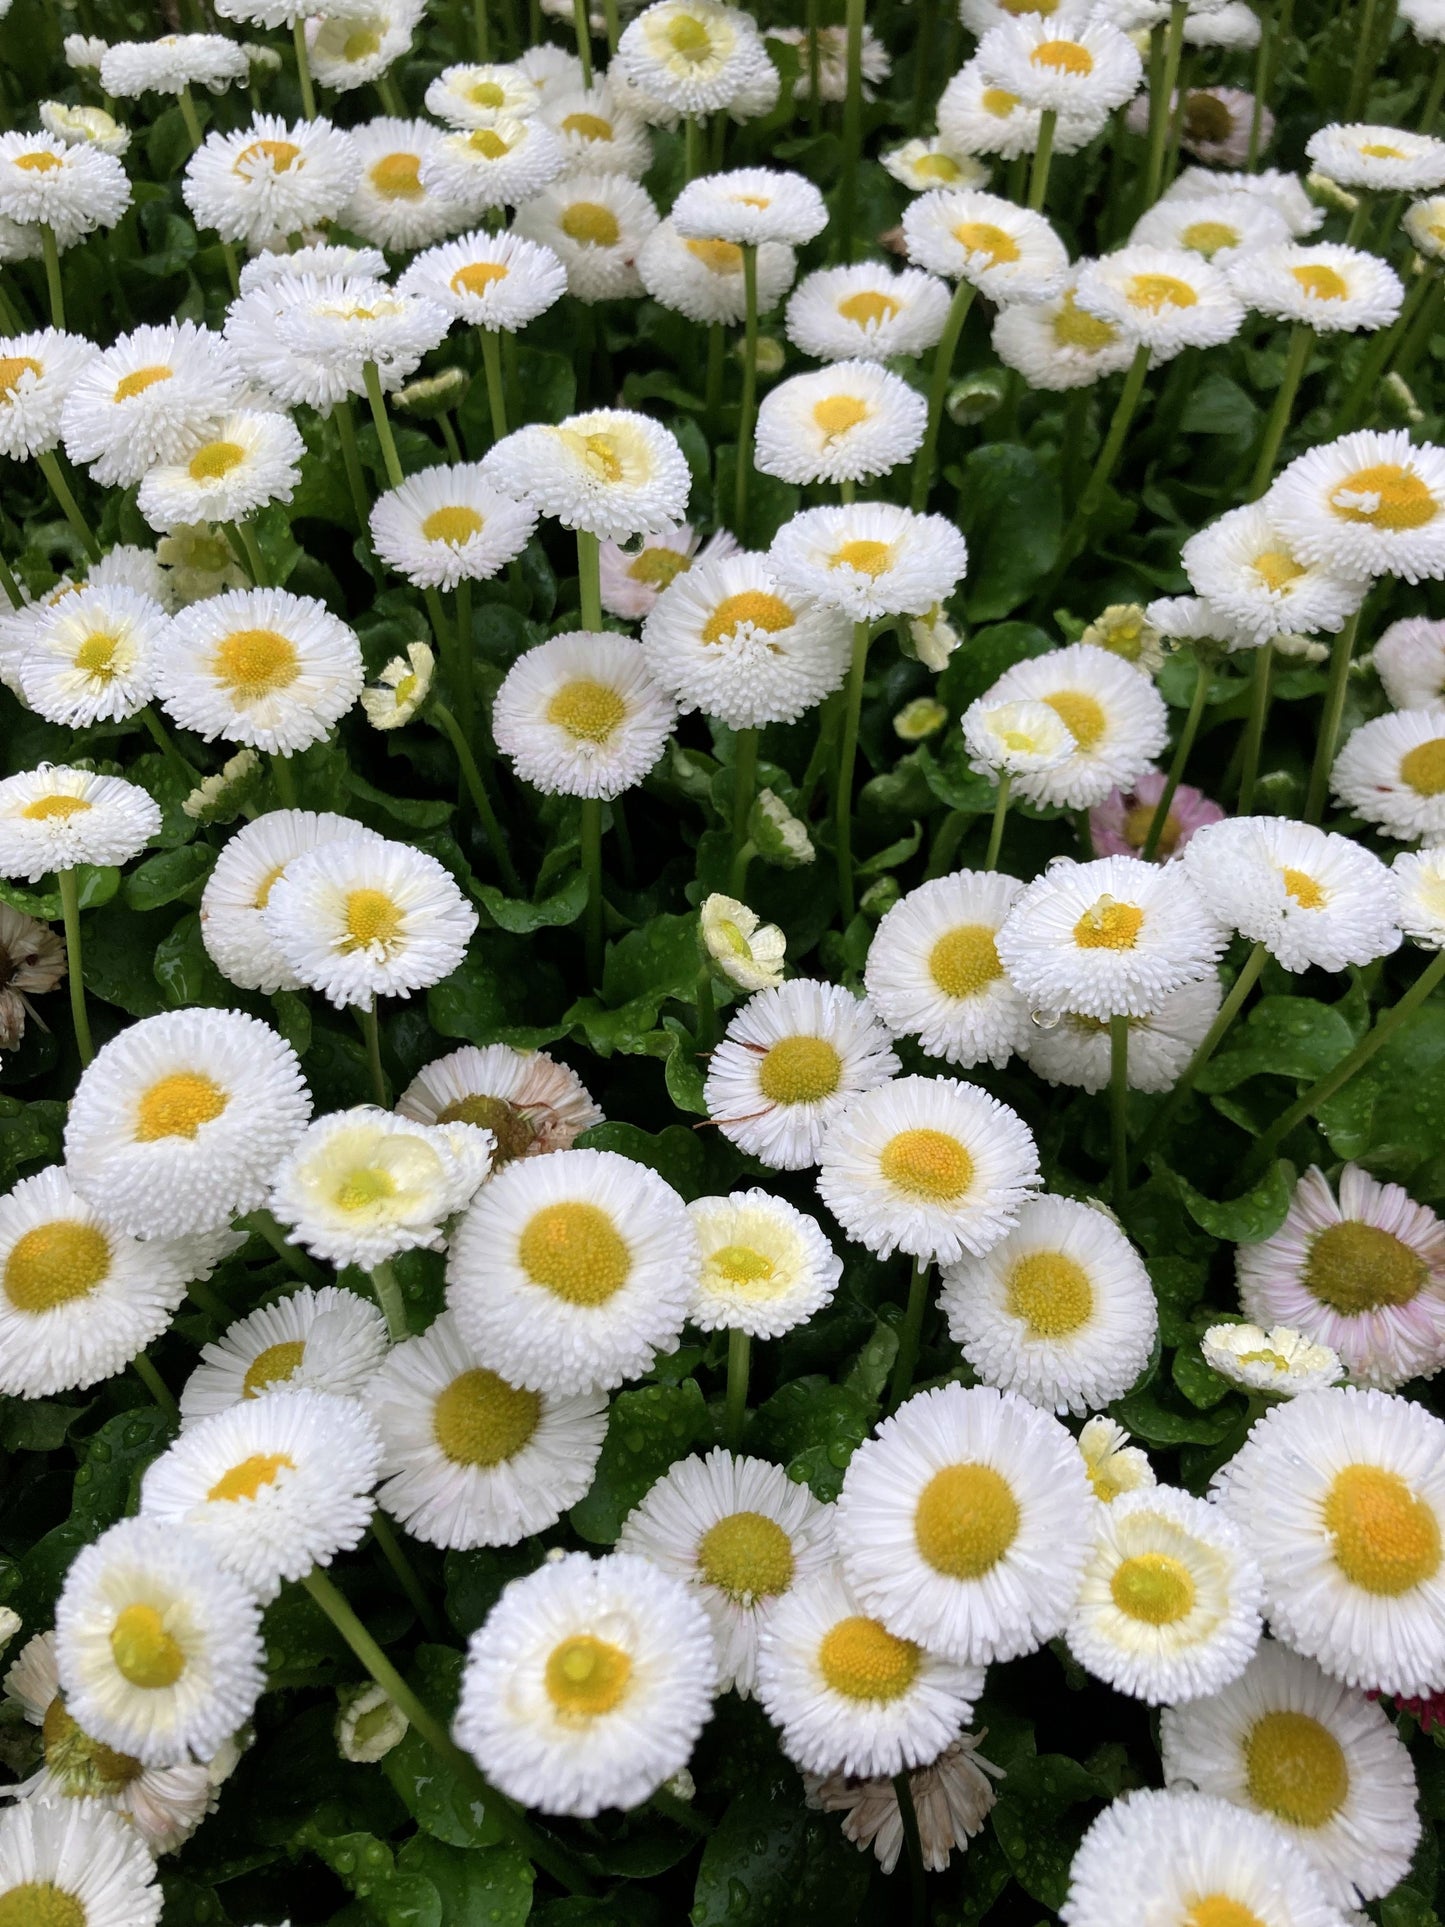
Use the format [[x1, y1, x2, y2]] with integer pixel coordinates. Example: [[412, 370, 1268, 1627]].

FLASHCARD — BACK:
[[978, 644, 1168, 809], [1160, 1639, 1422, 1909], [484, 408, 690, 541], [975, 15, 1143, 117], [686, 1188, 843, 1338], [992, 278, 1139, 389], [1203, 1322, 1343, 1397], [671, 165, 829, 247], [806, 1731, 1004, 1874], [179, 1285, 389, 1427], [1405, 195, 1445, 259], [1167, 164, 1324, 236], [1023, 977, 1224, 1093], [541, 82, 652, 176], [0, 1802, 162, 1927], [1234, 242, 1405, 337], [1182, 817, 1403, 973], [881, 137, 991, 194], [15, 583, 167, 728], [367, 1312, 607, 1549], [0, 766, 160, 884], [454, 1549, 716, 1815], [1268, 429, 1445, 584], [100, 32, 250, 97], [136, 407, 305, 536], [640, 551, 851, 729], [1074, 245, 1246, 359], [941, 1194, 1158, 1415], [268, 1107, 494, 1270], [1212, 1384, 1445, 1697], [769, 504, 969, 622], [1182, 499, 1366, 643], [447, 1145, 699, 1394], [638, 219, 796, 325], [0, 132, 131, 249], [424, 61, 540, 127], [493, 629, 677, 799], [618, 1449, 834, 1695], [700, 893, 786, 992], [200, 808, 382, 995], [1332, 705, 1445, 842], [54, 1515, 265, 1766], [703, 978, 899, 1170], [599, 523, 737, 619], [937, 61, 1051, 162], [398, 1043, 601, 1162], [262, 835, 479, 1010], [182, 114, 356, 250], [362, 640, 433, 730], [836, 1382, 1095, 1666], [61, 321, 243, 488], [903, 187, 1069, 304], [1374, 615, 1445, 708], [0, 328, 97, 460], [1066, 1484, 1263, 1703], [1394, 844, 1445, 948], [756, 1567, 984, 1778], [1078, 1414, 1155, 1502], [785, 263, 952, 363], [39, 101, 133, 157], [399, 230, 568, 335], [420, 117, 567, 217], [1089, 774, 1224, 862], [343, 118, 467, 253], [1307, 121, 1445, 193], [369, 464, 538, 592], [63, 1007, 311, 1238], [513, 172, 659, 301], [1237, 1163, 1445, 1392], [237, 242, 388, 292], [864, 871, 1034, 1070], [754, 362, 927, 487], [1132, 192, 1290, 261]]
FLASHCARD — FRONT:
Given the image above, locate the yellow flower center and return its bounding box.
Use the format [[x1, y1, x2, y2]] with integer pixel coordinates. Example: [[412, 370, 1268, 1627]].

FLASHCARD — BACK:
[[562, 111, 614, 141], [1282, 866, 1325, 909], [113, 364, 174, 402], [208, 1450, 296, 1503], [839, 289, 902, 327], [829, 537, 893, 575], [560, 201, 621, 247], [437, 1093, 537, 1163], [546, 677, 626, 743], [371, 152, 423, 199], [817, 1615, 921, 1701], [188, 439, 246, 482], [242, 1339, 305, 1397], [468, 80, 507, 106], [710, 1242, 777, 1288], [433, 1367, 541, 1465], [1180, 220, 1242, 258], [1291, 263, 1350, 301], [697, 1509, 795, 1599], [1361, 141, 1406, 158], [1074, 897, 1144, 950], [628, 545, 693, 587], [545, 1634, 633, 1717], [450, 259, 509, 295], [879, 1127, 974, 1200], [1126, 272, 1199, 311], [339, 888, 403, 953], [233, 137, 302, 174], [1402, 738, 1445, 796], [757, 1034, 842, 1104], [1304, 1219, 1426, 1314], [1110, 1550, 1196, 1624], [342, 26, 381, 58], [951, 220, 1021, 267], [1005, 1250, 1094, 1337], [813, 393, 871, 440], [4, 1220, 111, 1313], [1185, 1900, 1267, 1927], [667, 11, 715, 59], [929, 923, 1003, 1000], [1324, 1462, 1442, 1594], [1042, 688, 1105, 749], [685, 237, 744, 274], [914, 152, 963, 182], [110, 1603, 186, 1690], [579, 430, 627, 482], [0, 1887, 85, 1927], [421, 504, 484, 546], [701, 589, 795, 643], [1244, 1709, 1349, 1829], [334, 1165, 396, 1211], [1030, 37, 1093, 71], [1329, 462, 1439, 529], [14, 150, 63, 172], [1052, 291, 1119, 350], [981, 86, 1021, 116], [213, 626, 300, 702], [22, 790, 92, 823], [1124, 802, 1180, 854], [135, 1071, 228, 1142], [0, 354, 42, 398], [1252, 547, 1304, 590], [41, 1695, 143, 1795], [915, 1462, 1020, 1577], [518, 1200, 630, 1305], [466, 128, 511, 158]]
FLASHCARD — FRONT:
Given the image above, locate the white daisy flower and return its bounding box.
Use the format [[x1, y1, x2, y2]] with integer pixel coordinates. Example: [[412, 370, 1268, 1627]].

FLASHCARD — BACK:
[[179, 1285, 389, 1427], [636, 220, 795, 325], [785, 263, 952, 363], [937, 60, 1055, 162], [156, 585, 363, 755], [1160, 1640, 1422, 1909], [617, 1449, 835, 1696], [419, 118, 567, 217], [397, 1042, 602, 1163], [513, 172, 659, 302], [699, 893, 785, 992], [1307, 121, 1445, 194], [670, 166, 829, 248], [1402, 0, 1445, 40], [864, 871, 1034, 1070], [1074, 246, 1246, 359], [262, 276, 452, 409], [1404, 194, 1445, 260], [216, 0, 378, 25], [1078, 1413, 1156, 1501], [60, 321, 243, 489], [1202, 1323, 1344, 1396], [962, 695, 1078, 777], [1132, 192, 1291, 261], [1236, 1163, 1445, 1393], [1374, 615, 1445, 708], [882, 139, 990, 199], [483, 408, 690, 541], [343, 117, 468, 253], [754, 361, 927, 488], [615, 3, 777, 118], [447, 1145, 699, 1395], [1181, 501, 1366, 644], [819, 1074, 1040, 1265], [755, 1566, 984, 1778], [1332, 704, 1445, 841], [1022, 977, 1224, 1092], [1268, 429, 1445, 584], [0, 328, 97, 460], [1187, 3, 1262, 45], [237, 241, 388, 292], [1227, 243, 1404, 334], [369, 463, 537, 591], [973, 644, 1169, 809], [398, 229, 568, 336], [0, 133, 130, 249], [54, 1515, 265, 1767], [367, 1311, 607, 1550], [835, 1382, 1095, 1666], [541, 83, 652, 177], [1394, 844, 1445, 947], [975, 15, 1143, 116], [454, 1549, 716, 1816], [0, 765, 160, 883], [1066, 1483, 1263, 1703], [493, 630, 677, 798], [0, 1802, 161, 1926], [639, 551, 851, 728], [902, 187, 1069, 303], [600, 523, 738, 618], [769, 504, 968, 622], [263, 835, 478, 1010], [100, 32, 250, 95], [686, 1188, 843, 1338], [770, 21, 892, 102], [942, 1193, 1158, 1415], [182, 115, 357, 250], [15, 582, 167, 728], [991, 278, 1139, 389], [64, 1008, 311, 1237], [1167, 165, 1325, 237], [702, 978, 898, 1171], [1181, 816, 1403, 972], [306, 5, 422, 94], [135, 408, 304, 537], [423, 61, 541, 128], [200, 808, 384, 995], [1212, 1384, 1445, 1697], [139, 1389, 382, 1604]]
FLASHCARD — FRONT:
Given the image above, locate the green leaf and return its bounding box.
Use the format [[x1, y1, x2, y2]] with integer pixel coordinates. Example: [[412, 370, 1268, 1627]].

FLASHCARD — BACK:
[[1166, 1158, 1294, 1243], [570, 1380, 712, 1543], [0, 1395, 84, 1451], [68, 1407, 176, 1532], [345, 769, 454, 830], [396, 1837, 534, 1927], [990, 1754, 1103, 1910], [937, 620, 1055, 717], [1180, 370, 1260, 440], [154, 912, 236, 1009], [602, 912, 702, 1007], [692, 1781, 869, 1927], [428, 946, 569, 1050], [82, 906, 171, 1016], [1172, 1343, 1232, 1410], [384, 1649, 508, 1850], [957, 445, 1062, 621], [1318, 1002, 1445, 1178], [476, 870, 587, 933], [0, 866, 119, 920], [1113, 1380, 1243, 1447], [0, 1097, 66, 1186], [573, 1121, 707, 1199], [661, 1018, 709, 1116], [750, 1377, 875, 1502], [122, 843, 214, 912], [1197, 995, 1356, 1093]]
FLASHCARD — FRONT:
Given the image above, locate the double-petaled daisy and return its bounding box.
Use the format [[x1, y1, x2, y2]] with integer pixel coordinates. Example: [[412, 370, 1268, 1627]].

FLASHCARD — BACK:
[[483, 409, 691, 541], [1078, 1414, 1156, 1502], [1375, 615, 1445, 708], [1089, 774, 1224, 863], [1405, 195, 1445, 260], [182, 115, 356, 250], [700, 893, 785, 992], [686, 1188, 842, 1338], [863, 871, 1034, 1070], [15, 583, 167, 728], [1236, 1163, 1445, 1393], [237, 241, 388, 292], [1168, 164, 1324, 237], [618, 1450, 834, 1696], [0, 133, 130, 249], [616, 4, 777, 119], [447, 1146, 698, 1394], [637, 219, 796, 325], [200, 809, 383, 995], [39, 101, 132, 158], [179, 1285, 389, 1427], [100, 32, 250, 96], [514, 172, 659, 301], [1213, 1385, 1445, 1697], [1074, 246, 1246, 359], [903, 187, 1069, 304], [962, 696, 1077, 782], [600, 523, 738, 619], [975, 16, 1143, 117], [493, 631, 676, 798], [942, 1194, 1158, 1415], [0, 328, 96, 460], [424, 61, 541, 128], [836, 1382, 1095, 1666], [419, 119, 567, 217], [542, 82, 652, 177], [0, 1802, 162, 1927], [771, 21, 892, 102], [136, 407, 305, 536], [1202, 1322, 1343, 1396], [785, 264, 952, 364], [937, 61, 1053, 162], [1227, 242, 1403, 333], [1132, 192, 1290, 262], [267, 276, 452, 409], [398, 229, 568, 333], [307, 4, 423, 94], [1307, 121, 1445, 194], [342, 117, 468, 253], [977, 645, 1169, 809], [670, 166, 829, 248], [755, 361, 927, 488], [61, 322, 243, 488], [703, 979, 898, 1170], [1181, 500, 1366, 643], [0, 766, 161, 883], [398, 1042, 601, 1162], [1332, 705, 1445, 841], [1395, 845, 1445, 948], [881, 137, 990, 195], [769, 504, 968, 622], [992, 278, 1139, 389], [1268, 429, 1445, 584], [1023, 977, 1224, 1092], [370, 464, 538, 591], [367, 1312, 606, 1549]]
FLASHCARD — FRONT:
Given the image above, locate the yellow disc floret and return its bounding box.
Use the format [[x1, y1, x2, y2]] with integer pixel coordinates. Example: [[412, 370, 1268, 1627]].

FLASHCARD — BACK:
[[1109, 1550, 1197, 1625], [1006, 1250, 1094, 1337], [1324, 1463, 1442, 1594], [817, 1614, 921, 1701], [914, 1462, 1020, 1578], [4, 1220, 111, 1313], [545, 1633, 633, 1718], [879, 1128, 974, 1201], [696, 1509, 795, 1599], [1243, 1709, 1349, 1829], [518, 1201, 630, 1305], [135, 1071, 228, 1142], [433, 1367, 541, 1466], [110, 1603, 187, 1690]]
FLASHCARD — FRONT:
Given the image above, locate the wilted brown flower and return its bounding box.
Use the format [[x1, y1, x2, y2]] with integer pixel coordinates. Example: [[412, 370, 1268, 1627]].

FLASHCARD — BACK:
[[0, 904, 65, 1049]]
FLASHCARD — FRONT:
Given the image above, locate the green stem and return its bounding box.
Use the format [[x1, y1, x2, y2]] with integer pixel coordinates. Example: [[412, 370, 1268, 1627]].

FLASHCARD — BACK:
[[1391, 276, 1444, 387], [1347, 0, 1380, 117], [887, 1260, 930, 1414], [362, 362, 405, 490], [56, 868, 92, 1066], [234, 519, 268, 588], [301, 1569, 593, 1896], [271, 752, 299, 808], [438, 413, 462, 463], [730, 727, 758, 873], [178, 83, 204, 150], [1140, 940, 1268, 1163], [1164, 50, 1192, 189], [835, 621, 871, 924], [34, 448, 100, 563], [652, 1787, 710, 1834], [376, 71, 405, 115], [705, 321, 725, 444], [1145, 1, 1187, 207], [911, 279, 975, 512], [983, 772, 1011, 871], [360, 997, 389, 1107], [1248, 323, 1313, 499], [1142, 17, 1168, 211], [454, 577, 474, 741], [132, 1351, 179, 1422], [806, 0, 822, 134], [684, 114, 703, 182], [839, 0, 865, 264], [732, 244, 759, 539], [1141, 651, 1210, 860], [601, 0, 619, 52], [724, 1327, 750, 1450], [580, 795, 604, 981], [892, 1772, 928, 1927], [0, 548, 19, 609], [333, 400, 372, 536], [1109, 1014, 1130, 1213], [1422, 44, 1445, 128], [1054, 342, 1151, 564], [571, 0, 593, 88], [369, 1259, 408, 1341], [695, 963, 716, 1050], [246, 1207, 326, 1284], [370, 1509, 445, 1641], [1304, 607, 1361, 825], [186, 1274, 232, 1323], [1236, 641, 1273, 816], [292, 17, 317, 118], [39, 227, 64, 330], [1248, 0, 1275, 165], [139, 706, 196, 785], [479, 327, 508, 441], [1333, 274, 1428, 434], [473, 0, 489, 58], [925, 806, 968, 879], [576, 526, 602, 629], [1027, 108, 1057, 212], [431, 701, 522, 895]]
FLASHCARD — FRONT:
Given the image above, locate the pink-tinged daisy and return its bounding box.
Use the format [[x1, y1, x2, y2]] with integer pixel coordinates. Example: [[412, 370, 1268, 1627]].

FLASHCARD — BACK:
[[1089, 774, 1226, 862]]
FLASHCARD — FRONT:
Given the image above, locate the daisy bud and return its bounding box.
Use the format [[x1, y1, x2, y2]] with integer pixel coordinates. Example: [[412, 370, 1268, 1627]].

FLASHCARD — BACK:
[[946, 368, 1007, 426], [391, 368, 470, 420], [860, 876, 901, 919], [181, 746, 263, 824], [1077, 1414, 1155, 1503], [893, 697, 948, 741], [750, 789, 814, 868], [361, 642, 434, 731], [337, 1682, 409, 1764], [1201, 1322, 1342, 1397], [700, 893, 786, 992]]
